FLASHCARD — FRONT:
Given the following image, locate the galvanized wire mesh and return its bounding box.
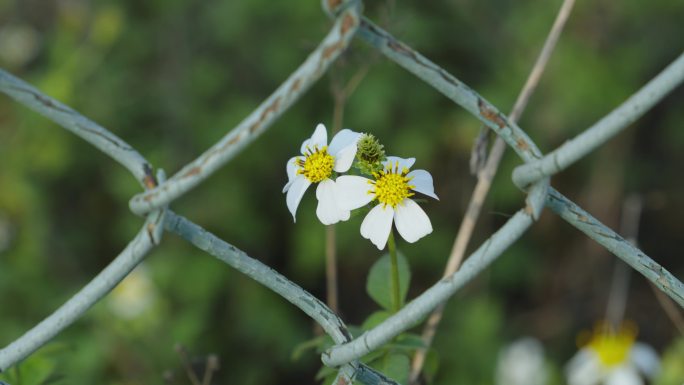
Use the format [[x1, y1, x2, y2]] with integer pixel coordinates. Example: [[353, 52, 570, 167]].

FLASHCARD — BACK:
[[1, 0, 682, 383]]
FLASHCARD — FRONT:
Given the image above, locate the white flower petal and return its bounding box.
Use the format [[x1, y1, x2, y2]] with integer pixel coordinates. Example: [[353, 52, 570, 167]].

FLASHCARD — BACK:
[[360, 204, 394, 250], [407, 169, 438, 200], [301, 123, 328, 153], [565, 349, 603, 385], [393, 199, 433, 243], [286, 176, 311, 222], [283, 180, 293, 193], [287, 156, 300, 181], [606, 365, 643, 385], [283, 156, 301, 193], [333, 143, 358, 173], [315, 179, 349, 225], [335, 175, 375, 210], [328, 129, 361, 156], [629, 343, 660, 379], [383, 156, 415, 171], [338, 206, 350, 222]]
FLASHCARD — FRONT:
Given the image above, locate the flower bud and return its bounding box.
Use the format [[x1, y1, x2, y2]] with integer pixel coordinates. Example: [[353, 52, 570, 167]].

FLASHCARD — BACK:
[[355, 134, 386, 175]]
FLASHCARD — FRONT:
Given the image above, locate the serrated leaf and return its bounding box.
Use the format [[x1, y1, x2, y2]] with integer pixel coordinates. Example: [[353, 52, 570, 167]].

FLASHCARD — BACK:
[[366, 252, 411, 311]]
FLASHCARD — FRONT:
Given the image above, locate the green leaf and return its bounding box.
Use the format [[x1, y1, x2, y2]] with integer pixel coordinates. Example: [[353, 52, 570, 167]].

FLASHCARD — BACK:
[[10, 354, 56, 385], [370, 352, 410, 385], [366, 252, 411, 311], [290, 334, 329, 361], [655, 337, 684, 385], [389, 333, 427, 351], [0, 342, 70, 385], [361, 310, 392, 330], [422, 349, 440, 384], [315, 364, 338, 381]]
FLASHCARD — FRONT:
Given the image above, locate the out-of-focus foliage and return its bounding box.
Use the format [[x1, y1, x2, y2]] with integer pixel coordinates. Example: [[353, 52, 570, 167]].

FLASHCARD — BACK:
[[656, 338, 684, 385], [1, 0, 683, 384]]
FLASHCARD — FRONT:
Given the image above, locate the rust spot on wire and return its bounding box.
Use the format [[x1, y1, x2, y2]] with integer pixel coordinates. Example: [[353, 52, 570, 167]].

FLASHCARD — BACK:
[[182, 166, 202, 178], [262, 97, 281, 119], [143, 191, 158, 202], [516, 138, 529, 152], [524, 203, 534, 216], [336, 377, 350, 385], [657, 274, 669, 286], [327, 0, 343, 12], [142, 163, 157, 189], [289, 78, 302, 93], [250, 96, 282, 133], [387, 39, 414, 57], [568, 207, 591, 223], [340, 13, 356, 35], [247, 122, 259, 134], [322, 41, 345, 61], [227, 134, 241, 145], [478, 98, 506, 128]]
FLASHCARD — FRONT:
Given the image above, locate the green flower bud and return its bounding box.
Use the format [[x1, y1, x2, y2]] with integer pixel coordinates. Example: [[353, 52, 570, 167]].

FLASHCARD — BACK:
[[355, 133, 386, 175]]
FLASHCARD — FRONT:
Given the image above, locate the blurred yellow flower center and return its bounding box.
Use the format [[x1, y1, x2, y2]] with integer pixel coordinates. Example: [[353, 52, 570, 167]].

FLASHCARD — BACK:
[[297, 146, 334, 183], [372, 162, 415, 208], [587, 325, 636, 367]]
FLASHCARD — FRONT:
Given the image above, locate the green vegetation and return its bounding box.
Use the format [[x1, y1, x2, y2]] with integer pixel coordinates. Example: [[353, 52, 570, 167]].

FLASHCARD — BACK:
[[1, 0, 683, 384]]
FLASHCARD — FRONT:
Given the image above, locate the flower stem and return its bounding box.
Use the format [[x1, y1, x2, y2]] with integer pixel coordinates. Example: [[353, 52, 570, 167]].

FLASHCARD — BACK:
[[325, 225, 339, 313], [387, 230, 401, 313]]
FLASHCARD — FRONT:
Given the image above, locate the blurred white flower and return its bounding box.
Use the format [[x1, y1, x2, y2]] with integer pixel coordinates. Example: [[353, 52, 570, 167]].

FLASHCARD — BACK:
[[0, 23, 41, 68], [496, 337, 548, 385], [283, 123, 361, 225], [566, 322, 660, 385], [108, 265, 157, 319], [335, 156, 438, 249]]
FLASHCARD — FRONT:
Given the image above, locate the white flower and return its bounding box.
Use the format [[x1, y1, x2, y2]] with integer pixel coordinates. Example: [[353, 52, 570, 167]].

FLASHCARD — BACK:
[[496, 337, 548, 385], [283, 123, 361, 225], [336, 156, 438, 249], [565, 323, 660, 385]]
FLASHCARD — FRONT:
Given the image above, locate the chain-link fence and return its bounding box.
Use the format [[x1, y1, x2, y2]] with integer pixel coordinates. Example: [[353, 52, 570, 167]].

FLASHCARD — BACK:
[[1, 0, 682, 383]]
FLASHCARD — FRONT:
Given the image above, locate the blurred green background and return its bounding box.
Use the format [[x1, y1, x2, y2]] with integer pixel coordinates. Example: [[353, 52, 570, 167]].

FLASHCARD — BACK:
[[1, 0, 683, 384]]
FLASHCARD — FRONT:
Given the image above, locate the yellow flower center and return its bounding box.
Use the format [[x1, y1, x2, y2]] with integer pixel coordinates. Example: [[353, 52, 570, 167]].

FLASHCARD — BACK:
[[372, 162, 415, 208], [297, 146, 334, 183], [585, 323, 636, 367]]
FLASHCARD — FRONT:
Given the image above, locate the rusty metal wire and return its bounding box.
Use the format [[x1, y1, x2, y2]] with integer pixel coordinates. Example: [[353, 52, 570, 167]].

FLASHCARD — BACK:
[[1, 0, 683, 383]]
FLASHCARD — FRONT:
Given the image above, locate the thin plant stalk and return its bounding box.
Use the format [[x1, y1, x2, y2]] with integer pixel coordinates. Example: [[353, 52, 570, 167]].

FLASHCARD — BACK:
[[175, 344, 202, 385], [325, 89, 343, 314], [388, 230, 401, 313], [605, 195, 642, 328], [324, 63, 372, 314], [408, 0, 576, 381], [325, 225, 339, 313], [650, 283, 684, 336]]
